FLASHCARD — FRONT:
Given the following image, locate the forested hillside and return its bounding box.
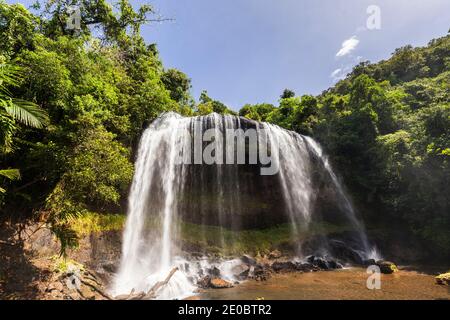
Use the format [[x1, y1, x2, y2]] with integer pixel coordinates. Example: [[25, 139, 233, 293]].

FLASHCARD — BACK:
[[0, 0, 448, 260], [240, 34, 450, 258]]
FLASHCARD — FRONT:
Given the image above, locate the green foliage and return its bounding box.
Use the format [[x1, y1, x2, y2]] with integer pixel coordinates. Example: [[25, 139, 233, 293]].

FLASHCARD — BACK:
[[0, 1, 448, 259], [0, 2, 38, 55], [0, 57, 48, 200], [68, 211, 125, 236], [0, 168, 20, 193], [280, 88, 295, 99], [0, 168, 20, 180], [239, 103, 275, 122], [161, 68, 192, 105], [0, 61, 49, 149], [195, 90, 235, 116], [0, 1, 194, 254], [263, 95, 319, 135], [196, 102, 214, 116], [44, 118, 133, 253], [51, 256, 84, 273], [49, 119, 133, 209]]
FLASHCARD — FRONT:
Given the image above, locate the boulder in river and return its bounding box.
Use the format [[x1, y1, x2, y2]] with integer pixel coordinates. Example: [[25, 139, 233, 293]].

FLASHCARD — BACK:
[[306, 256, 343, 270], [295, 262, 318, 272], [197, 275, 234, 289], [251, 264, 270, 281], [326, 259, 343, 270], [207, 266, 221, 277], [328, 240, 365, 265], [376, 260, 398, 274], [197, 275, 212, 288], [307, 256, 330, 270], [271, 261, 296, 273], [232, 264, 250, 280], [210, 278, 234, 289], [363, 259, 376, 266]]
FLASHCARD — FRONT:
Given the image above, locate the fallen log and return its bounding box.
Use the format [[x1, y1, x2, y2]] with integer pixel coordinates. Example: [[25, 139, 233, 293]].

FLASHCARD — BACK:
[[143, 267, 179, 299], [115, 267, 179, 300], [114, 289, 143, 300]]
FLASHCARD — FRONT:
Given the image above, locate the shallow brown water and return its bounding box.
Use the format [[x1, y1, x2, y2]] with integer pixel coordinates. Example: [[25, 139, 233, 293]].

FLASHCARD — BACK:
[[200, 268, 449, 300]]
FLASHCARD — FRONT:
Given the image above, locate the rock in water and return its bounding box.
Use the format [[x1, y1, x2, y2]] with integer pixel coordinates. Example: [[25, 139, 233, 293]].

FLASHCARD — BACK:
[[313, 257, 329, 270], [197, 275, 212, 288], [232, 264, 250, 280], [326, 259, 343, 269], [435, 272, 450, 285], [295, 262, 319, 272], [252, 264, 270, 281], [306, 256, 328, 270], [304, 256, 343, 270], [207, 266, 221, 277], [210, 278, 233, 289], [363, 259, 376, 266], [197, 275, 234, 289], [376, 260, 398, 274], [271, 261, 296, 272], [328, 240, 365, 265]]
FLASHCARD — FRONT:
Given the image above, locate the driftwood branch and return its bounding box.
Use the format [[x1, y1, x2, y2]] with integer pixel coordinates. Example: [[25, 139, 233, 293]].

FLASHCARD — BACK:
[[114, 288, 139, 300], [143, 267, 178, 299], [115, 267, 178, 300]]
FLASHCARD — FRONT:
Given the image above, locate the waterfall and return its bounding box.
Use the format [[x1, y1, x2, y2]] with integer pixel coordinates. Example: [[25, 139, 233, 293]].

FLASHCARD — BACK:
[[111, 112, 375, 299], [303, 136, 376, 259]]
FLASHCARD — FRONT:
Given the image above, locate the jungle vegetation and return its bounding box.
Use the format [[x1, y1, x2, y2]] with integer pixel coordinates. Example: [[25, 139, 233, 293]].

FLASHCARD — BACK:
[[0, 1, 448, 258]]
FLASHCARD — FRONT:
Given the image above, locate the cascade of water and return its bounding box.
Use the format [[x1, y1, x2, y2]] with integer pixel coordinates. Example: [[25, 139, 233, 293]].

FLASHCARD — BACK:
[[265, 125, 315, 222], [303, 136, 380, 260], [112, 113, 194, 298], [112, 112, 376, 299]]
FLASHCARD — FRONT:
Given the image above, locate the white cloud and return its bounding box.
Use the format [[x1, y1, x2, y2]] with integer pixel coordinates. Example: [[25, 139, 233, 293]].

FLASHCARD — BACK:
[[330, 68, 346, 82], [336, 36, 359, 57], [330, 68, 342, 78], [331, 53, 365, 82]]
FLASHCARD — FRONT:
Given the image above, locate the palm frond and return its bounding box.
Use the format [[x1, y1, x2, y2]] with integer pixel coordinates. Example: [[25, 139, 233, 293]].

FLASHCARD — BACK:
[[0, 168, 21, 180], [0, 62, 49, 129], [0, 63, 23, 96], [4, 99, 49, 128], [0, 169, 20, 194]]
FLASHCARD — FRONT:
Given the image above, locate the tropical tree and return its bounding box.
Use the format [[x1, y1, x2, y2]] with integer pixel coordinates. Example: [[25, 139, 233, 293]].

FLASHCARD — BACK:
[[0, 60, 49, 193]]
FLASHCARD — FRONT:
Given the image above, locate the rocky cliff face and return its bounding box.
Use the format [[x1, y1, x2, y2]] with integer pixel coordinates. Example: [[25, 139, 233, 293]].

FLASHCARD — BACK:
[[0, 221, 121, 299], [170, 115, 360, 230]]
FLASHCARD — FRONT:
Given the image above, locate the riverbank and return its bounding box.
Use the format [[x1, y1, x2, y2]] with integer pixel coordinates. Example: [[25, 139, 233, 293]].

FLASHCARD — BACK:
[[1, 220, 448, 300], [200, 268, 450, 300]]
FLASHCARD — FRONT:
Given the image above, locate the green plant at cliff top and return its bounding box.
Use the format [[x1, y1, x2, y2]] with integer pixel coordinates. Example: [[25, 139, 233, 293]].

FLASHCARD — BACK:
[[51, 256, 84, 273], [68, 211, 126, 236]]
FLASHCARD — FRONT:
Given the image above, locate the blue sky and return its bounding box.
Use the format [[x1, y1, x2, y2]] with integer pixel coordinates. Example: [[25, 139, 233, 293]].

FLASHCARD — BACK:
[[9, 0, 450, 109]]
